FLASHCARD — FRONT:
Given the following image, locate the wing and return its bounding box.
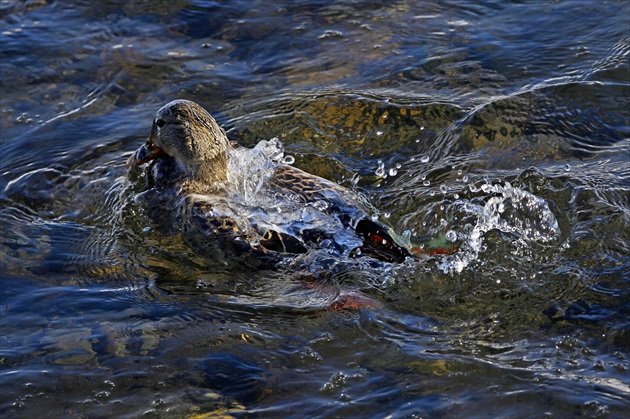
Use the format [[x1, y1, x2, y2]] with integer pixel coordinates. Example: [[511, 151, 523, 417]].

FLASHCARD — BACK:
[[271, 165, 411, 263], [270, 164, 364, 215], [183, 196, 313, 268]]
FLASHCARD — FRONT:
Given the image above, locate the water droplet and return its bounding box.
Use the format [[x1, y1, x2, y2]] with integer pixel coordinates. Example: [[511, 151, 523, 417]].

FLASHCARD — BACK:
[[383, 212, 391, 219], [440, 184, 447, 193], [282, 155, 295, 165], [375, 160, 385, 176], [312, 200, 329, 211], [462, 175, 469, 183], [395, 163, 401, 169], [457, 169, 463, 175], [376, 131, 383, 136], [420, 155, 430, 163], [389, 168, 397, 176], [423, 180, 430, 186], [420, 126, 425, 130], [564, 164, 570, 172], [445, 230, 457, 242]]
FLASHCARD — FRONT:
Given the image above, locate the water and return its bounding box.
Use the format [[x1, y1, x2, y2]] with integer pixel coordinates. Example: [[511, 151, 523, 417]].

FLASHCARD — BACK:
[[1, 0, 629, 417]]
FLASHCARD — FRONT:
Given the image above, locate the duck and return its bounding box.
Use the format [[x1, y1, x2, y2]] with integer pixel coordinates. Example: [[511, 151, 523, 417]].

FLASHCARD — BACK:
[[127, 99, 412, 268]]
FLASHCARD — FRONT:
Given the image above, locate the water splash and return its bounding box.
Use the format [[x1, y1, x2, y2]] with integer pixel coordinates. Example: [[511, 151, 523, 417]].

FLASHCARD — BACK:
[[227, 137, 285, 201], [439, 182, 560, 274], [221, 137, 366, 258]]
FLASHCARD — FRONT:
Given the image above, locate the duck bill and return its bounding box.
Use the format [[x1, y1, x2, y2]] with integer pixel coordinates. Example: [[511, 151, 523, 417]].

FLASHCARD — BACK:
[[126, 139, 165, 167]]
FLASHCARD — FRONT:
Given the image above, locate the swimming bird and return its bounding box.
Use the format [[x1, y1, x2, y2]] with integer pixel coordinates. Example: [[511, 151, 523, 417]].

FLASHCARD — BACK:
[[127, 99, 411, 268]]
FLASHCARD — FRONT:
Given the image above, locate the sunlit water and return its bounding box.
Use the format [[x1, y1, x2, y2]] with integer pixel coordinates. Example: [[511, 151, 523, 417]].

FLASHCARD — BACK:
[[1, 0, 629, 417]]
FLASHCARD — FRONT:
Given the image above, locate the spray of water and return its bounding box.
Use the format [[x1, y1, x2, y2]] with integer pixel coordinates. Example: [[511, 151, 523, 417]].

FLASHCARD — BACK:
[[439, 182, 560, 274]]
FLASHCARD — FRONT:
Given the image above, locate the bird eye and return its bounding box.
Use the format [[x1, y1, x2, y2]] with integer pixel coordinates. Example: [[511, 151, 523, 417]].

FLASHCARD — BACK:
[[156, 119, 165, 128]]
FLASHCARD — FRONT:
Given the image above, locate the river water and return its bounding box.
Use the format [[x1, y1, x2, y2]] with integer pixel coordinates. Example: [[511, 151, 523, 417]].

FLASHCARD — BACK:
[[1, 1, 629, 417]]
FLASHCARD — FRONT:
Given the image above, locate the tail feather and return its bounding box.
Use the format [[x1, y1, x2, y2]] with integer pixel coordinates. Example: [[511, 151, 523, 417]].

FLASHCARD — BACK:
[[354, 218, 410, 263]]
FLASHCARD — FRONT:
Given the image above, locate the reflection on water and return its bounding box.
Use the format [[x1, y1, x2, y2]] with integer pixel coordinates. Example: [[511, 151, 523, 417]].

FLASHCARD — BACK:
[[1, 0, 629, 417]]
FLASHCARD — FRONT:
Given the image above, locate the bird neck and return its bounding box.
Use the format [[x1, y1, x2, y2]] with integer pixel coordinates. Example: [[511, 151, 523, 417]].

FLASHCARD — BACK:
[[189, 152, 228, 184]]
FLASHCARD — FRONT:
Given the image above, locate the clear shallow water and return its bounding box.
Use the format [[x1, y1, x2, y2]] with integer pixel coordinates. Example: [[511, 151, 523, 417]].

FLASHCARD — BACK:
[[1, 0, 629, 417]]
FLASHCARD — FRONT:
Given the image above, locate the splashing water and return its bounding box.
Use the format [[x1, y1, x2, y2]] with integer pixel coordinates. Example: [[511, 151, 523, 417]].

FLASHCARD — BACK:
[[439, 182, 560, 274], [227, 137, 285, 201], [222, 137, 365, 258]]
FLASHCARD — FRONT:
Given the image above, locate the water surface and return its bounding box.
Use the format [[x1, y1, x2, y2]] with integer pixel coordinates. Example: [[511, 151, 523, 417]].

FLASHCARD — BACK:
[[1, 0, 629, 417]]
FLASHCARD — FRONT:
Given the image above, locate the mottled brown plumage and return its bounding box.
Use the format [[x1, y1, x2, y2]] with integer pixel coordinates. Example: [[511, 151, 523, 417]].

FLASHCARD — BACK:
[[127, 99, 410, 264]]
